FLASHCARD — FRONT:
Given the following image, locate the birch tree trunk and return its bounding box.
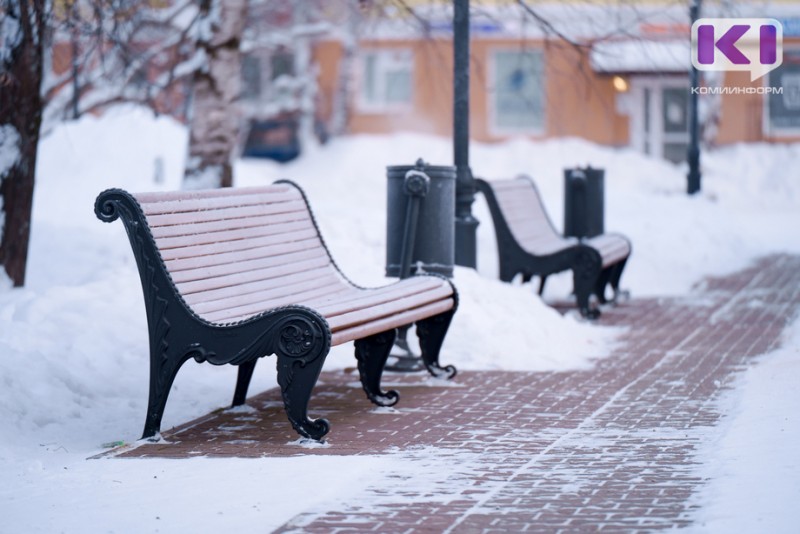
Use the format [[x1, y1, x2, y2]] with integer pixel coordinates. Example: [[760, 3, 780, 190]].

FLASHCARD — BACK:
[[0, 0, 48, 287], [183, 0, 247, 189]]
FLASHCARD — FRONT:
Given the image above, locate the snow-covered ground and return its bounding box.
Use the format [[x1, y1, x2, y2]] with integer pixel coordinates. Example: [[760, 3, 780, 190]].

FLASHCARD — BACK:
[[0, 106, 798, 532]]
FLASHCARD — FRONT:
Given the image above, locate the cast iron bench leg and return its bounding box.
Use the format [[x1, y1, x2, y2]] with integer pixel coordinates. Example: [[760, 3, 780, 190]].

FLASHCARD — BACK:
[[573, 247, 602, 319], [416, 309, 458, 378], [276, 346, 330, 440], [355, 330, 400, 406], [609, 257, 629, 301], [232, 360, 258, 407], [594, 267, 614, 304], [142, 352, 192, 440], [538, 275, 548, 296]]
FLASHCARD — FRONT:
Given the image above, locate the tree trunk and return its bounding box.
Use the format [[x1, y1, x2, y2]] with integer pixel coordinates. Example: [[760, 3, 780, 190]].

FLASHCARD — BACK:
[[0, 0, 47, 287], [183, 0, 248, 190]]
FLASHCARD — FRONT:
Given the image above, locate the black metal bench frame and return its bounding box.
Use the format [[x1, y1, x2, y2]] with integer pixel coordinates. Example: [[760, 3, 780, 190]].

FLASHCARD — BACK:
[[476, 176, 630, 318], [95, 181, 457, 442]]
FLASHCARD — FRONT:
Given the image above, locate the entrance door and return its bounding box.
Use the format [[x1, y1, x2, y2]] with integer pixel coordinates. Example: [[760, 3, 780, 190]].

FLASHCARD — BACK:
[[630, 78, 691, 163]]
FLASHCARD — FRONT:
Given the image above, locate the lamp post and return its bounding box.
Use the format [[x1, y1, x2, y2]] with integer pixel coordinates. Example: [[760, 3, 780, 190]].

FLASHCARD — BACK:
[[687, 0, 702, 195], [453, 0, 478, 267]]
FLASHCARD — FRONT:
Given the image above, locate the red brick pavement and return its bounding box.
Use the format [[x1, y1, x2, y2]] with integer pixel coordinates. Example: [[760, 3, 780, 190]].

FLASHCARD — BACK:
[[113, 254, 800, 532]]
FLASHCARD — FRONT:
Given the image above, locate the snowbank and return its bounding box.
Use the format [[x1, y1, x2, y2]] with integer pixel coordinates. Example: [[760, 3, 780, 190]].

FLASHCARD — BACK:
[[0, 105, 798, 532]]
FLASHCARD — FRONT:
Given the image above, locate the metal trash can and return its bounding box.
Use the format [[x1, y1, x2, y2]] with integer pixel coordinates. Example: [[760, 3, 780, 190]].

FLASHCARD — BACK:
[[386, 159, 455, 279], [564, 166, 605, 238]]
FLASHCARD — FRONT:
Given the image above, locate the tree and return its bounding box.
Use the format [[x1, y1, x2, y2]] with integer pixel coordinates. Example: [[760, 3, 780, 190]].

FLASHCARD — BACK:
[[183, 0, 248, 189], [1, 0, 195, 286], [0, 0, 49, 287]]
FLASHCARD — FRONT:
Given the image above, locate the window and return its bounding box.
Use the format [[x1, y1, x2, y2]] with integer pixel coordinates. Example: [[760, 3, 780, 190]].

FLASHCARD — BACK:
[[766, 50, 800, 135], [359, 49, 413, 111], [270, 51, 294, 81], [491, 50, 545, 133], [241, 55, 262, 101]]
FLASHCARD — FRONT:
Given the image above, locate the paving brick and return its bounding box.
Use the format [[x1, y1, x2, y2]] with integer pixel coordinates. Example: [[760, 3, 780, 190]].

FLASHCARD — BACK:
[[108, 254, 800, 532]]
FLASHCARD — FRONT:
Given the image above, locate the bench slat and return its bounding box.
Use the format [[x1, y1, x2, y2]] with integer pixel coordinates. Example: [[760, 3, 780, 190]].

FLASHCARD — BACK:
[[176, 256, 333, 296], [190, 271, 346, 315], [325, 285, 454, 331], [165, 237, 323, 272], [169, 247, 329, 284], [148, 202, 309, 239], [180, 262, 337, 305], [135, 184, 294, 207], [154, 219, 316, 251], [145, 199, 301, 227], [331, 299, 454, 346], [312, 277, 446, 317], [204, 284, 352, 324], [159, 226, 319, 261], [585, 235, 631, 267]]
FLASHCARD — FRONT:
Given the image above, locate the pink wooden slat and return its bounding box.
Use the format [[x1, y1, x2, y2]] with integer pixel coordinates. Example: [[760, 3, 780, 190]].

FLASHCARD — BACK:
[[159, 226, 319, 261], [203, 285, 351, 324], [494, 187, 539, 203], [148, 202, 309, 239], [517, 233, 569, 251], [519, 240, 572, 257], [165, 237, 323, 272], [488, 179, 529, 192], [170, 247, 329, 284], [145, 199, 301, 227], [176, 256, 333, 296], [585, 236, 630, 267], [331, 299, 454, 346], [154, 219, 315, 251], [180, 263, 339, 305], [324, 285, 454, 331], [310, 277, 448, 317], [138, 189, 300, 216], [190, 271, 345, 315], [511, 225, 563, 247], [134, 184, 293, 205]]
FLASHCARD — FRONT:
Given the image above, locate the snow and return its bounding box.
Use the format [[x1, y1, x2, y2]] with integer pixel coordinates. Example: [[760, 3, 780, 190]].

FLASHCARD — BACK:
[[590, 40, 690, 74], [0, 105, 798, 531], [690, 317, 800, 532], [0, 9, 22, 64], [0, 124, 21, 238]]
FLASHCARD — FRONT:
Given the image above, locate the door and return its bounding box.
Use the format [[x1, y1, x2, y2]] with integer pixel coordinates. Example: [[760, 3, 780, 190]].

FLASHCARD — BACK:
[[630, 78, 691, 163]]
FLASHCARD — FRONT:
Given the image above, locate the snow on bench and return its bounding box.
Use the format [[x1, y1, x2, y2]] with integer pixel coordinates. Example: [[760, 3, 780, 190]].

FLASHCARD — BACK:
[[95, 181, 458, 441], [476, 175, 630, 318]]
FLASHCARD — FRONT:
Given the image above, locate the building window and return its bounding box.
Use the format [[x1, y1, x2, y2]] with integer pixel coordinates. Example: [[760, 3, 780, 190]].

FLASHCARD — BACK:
[[359, 49, 413, 111], [271, 50, 294, 81], [241, 54, 262, 101], [491, 50, 545, 133], [767, 50, 800, 135]]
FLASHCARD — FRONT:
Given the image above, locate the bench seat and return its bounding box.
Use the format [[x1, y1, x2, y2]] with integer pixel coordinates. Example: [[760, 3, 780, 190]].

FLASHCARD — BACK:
[[476, 175, 631, 318], [96, 181, 457, 441]]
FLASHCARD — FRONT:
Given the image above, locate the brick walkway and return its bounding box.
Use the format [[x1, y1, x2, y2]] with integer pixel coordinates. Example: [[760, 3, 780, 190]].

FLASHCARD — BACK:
[[115, 254, 800, 532]]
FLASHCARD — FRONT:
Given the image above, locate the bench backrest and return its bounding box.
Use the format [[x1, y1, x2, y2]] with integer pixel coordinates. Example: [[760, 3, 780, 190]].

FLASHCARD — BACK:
[[478, 176, 568, 256], [134, 183, 347, 324]]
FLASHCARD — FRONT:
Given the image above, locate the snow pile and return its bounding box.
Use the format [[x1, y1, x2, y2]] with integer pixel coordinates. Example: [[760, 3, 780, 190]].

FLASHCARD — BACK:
[[691, 317, 800, 532], [0, 105, 798, 532]]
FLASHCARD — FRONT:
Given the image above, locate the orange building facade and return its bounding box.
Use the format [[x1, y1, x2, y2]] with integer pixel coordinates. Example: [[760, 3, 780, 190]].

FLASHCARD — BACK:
[[312, 3, 800, 162]]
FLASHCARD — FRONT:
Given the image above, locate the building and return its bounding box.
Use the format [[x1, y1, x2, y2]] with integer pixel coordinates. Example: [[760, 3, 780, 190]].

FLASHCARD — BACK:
[[311, 0, 800, 162]]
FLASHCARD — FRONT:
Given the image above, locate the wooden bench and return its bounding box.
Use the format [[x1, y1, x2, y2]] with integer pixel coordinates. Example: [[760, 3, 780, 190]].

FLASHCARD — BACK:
[[94, 181, 457, 441], [476, 175, 630, 318]]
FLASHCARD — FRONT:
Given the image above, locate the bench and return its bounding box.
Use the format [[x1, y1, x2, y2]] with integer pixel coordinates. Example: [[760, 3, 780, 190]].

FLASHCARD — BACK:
[[94, 180, 458, 441], [476, 175, 630, 318]]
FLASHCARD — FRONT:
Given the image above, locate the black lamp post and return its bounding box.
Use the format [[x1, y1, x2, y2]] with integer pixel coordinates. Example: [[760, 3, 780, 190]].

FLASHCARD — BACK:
[[687, 0, 702, 195], [453, 0, 478, 267]]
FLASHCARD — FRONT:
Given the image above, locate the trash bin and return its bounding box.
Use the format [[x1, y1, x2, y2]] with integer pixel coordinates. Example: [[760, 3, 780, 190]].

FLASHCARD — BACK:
[[564, 166, 604, 238], [386, 159, 455, 279]]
